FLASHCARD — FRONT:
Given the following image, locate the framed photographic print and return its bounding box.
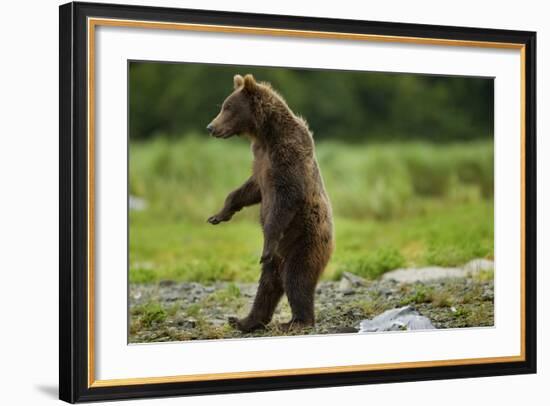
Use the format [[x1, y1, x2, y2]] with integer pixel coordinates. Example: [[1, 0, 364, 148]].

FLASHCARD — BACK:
[[59, 1, 537, 403]]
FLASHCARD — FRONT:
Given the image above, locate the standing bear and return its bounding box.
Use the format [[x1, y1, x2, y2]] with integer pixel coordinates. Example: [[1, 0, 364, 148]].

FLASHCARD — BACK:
[[206, 74, 334, 332]]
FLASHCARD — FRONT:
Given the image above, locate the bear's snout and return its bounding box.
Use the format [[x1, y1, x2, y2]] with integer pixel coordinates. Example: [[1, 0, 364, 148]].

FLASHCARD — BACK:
[[206, 122, 223, 138], [207, 120, 234, 139]]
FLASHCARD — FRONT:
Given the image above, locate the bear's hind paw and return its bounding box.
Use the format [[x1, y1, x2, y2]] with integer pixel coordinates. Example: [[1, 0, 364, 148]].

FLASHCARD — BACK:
[[228, 316, 266, 333]]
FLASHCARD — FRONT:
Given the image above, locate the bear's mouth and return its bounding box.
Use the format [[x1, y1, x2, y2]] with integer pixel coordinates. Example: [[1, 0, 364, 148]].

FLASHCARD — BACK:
[[213, 131, 234, 139]]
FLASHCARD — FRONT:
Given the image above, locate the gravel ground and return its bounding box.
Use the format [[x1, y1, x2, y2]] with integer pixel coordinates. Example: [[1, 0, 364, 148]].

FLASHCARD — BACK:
[[129, 269, 494, 343]]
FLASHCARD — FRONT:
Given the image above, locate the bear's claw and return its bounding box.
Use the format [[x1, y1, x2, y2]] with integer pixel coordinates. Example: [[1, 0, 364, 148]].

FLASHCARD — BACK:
[[207, 215, 221, 225]]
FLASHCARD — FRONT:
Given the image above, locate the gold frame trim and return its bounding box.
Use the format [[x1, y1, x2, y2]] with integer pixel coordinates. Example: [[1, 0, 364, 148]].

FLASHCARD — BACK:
[[87, 17, 527, 388]]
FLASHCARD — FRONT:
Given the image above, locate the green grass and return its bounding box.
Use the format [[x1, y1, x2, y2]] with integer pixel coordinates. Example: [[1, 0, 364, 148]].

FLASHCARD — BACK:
[[129, 136, 494, 283], [131, 302, 168, 328], [130, 201, 493, 283]]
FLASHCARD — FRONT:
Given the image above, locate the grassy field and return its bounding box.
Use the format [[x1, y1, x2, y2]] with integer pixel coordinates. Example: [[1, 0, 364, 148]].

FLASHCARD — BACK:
[[129, 136, 494, 283]]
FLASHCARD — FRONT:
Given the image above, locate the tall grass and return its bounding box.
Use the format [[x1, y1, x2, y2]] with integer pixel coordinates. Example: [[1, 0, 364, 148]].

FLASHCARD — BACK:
[[130, 136, 493, 222]]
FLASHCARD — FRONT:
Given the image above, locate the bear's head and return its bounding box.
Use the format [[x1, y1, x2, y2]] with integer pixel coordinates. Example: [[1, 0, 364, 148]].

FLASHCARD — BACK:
[[206, 74, 260, 139]]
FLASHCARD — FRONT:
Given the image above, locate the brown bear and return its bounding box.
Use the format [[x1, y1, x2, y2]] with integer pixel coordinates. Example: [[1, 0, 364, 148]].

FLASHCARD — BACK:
[[206, 74, 334, 332]]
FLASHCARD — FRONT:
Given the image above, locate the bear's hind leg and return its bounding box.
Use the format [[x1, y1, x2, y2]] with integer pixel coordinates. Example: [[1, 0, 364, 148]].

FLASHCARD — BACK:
[[229, 257, 284, 333], [280, 252, 322, 331]]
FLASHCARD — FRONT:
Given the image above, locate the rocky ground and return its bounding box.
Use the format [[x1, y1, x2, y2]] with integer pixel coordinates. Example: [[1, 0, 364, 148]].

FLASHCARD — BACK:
[[129, 259, 494, 343]]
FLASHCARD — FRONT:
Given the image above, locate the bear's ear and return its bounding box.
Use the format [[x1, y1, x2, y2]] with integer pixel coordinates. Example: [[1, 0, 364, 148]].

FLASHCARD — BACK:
[[233, 74, 244, 89], [243, 74, 257, 92]]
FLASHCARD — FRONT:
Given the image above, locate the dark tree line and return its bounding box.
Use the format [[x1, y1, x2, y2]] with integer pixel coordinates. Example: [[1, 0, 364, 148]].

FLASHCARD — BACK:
[[129, 62, 493, 143]]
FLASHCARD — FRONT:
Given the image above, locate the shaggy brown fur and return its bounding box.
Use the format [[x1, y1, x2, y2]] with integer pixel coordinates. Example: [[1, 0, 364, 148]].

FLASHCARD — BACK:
[[206, 74, 334, 332]]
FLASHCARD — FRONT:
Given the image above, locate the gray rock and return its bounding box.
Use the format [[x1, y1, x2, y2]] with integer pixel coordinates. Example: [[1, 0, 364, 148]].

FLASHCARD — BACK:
[[183, 318, 197, 328], [159, 280, 175, 287], [382, 258, 494, 284], [129, 195, 148, 211], [481, 287, 494, 301], [378, 286, 395, 297], [382, 266, 466, 283], [162, 292, 181, 302], [167, 327, 179, 335], [329, 326, 359, 334], [341, 271, 366, 286], [464, 258, 494, 273], [357, 306, 436, 333], [339, 277, 354, 295]]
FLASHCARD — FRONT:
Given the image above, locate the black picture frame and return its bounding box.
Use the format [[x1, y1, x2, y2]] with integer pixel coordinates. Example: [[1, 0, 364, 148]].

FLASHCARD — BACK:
[[59, 1, 537, 403]]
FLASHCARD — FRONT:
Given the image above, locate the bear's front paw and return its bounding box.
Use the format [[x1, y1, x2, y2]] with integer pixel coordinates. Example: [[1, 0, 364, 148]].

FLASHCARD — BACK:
[[207, 214, 226, 225], [207, 215, 220, 225], [260, 252, 280, 265], [260, 243, 278, 264]]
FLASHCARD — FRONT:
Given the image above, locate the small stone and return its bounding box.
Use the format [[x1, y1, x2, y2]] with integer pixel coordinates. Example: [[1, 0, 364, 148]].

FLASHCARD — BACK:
[[329, 326, 359, 334], [163, 292, 180, 302], [129, 195, 148, 211], [159, 280, 175, 287], [378, 286, 394, 297], [341, 271, 366, 286], [339, 277, 354, 295], [175, 317, 197, 328], [481, 289, 494, 301]]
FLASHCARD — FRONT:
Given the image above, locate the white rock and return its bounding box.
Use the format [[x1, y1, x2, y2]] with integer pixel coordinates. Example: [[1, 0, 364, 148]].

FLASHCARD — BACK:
[[129, 195, 148, 211], [338, 277, 354, 294], [382, 266, 466, 283], [357, 306, 436, 333], [382, 258, 495, 283], [464, 258, 494, 274]]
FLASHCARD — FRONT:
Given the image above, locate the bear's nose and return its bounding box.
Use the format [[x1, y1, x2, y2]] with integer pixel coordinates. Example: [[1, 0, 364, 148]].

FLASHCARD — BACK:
[[206, 123, 214, 133]]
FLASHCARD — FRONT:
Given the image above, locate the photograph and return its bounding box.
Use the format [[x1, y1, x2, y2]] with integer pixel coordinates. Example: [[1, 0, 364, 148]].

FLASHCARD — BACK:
[[128, 62, 496, 343], [57, 2, 536, 402]]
